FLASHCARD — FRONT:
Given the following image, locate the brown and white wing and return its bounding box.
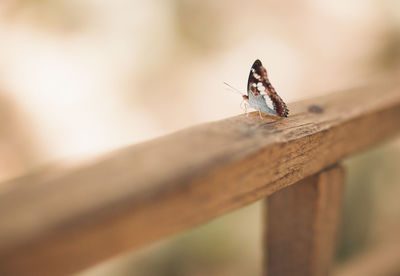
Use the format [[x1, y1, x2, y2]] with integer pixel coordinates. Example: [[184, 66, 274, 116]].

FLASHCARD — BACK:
[[247, 59, 289, 117]]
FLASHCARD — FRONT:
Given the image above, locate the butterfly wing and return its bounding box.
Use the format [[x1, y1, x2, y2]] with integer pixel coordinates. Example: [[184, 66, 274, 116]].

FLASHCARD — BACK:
[[247, 59, 289, 117]]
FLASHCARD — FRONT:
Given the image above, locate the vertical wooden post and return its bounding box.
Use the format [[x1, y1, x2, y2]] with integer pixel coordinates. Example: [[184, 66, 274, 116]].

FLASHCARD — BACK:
[[264, 165, 344, 276]]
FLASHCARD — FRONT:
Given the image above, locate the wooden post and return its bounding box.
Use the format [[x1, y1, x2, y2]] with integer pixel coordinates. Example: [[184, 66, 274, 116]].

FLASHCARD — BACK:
[[265, 165, 344, 276]]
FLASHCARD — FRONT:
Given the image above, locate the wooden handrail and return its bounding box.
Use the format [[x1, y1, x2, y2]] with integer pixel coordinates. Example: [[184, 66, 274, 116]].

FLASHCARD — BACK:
[[1, 80, 400, 275]]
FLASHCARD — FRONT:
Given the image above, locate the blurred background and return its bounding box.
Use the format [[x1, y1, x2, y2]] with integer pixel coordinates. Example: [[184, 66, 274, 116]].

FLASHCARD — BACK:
[[0, 0, 400, 275]]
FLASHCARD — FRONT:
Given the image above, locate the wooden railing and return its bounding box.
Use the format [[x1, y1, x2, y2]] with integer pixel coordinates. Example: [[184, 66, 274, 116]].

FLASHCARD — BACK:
[[1, 80, 400, 276]]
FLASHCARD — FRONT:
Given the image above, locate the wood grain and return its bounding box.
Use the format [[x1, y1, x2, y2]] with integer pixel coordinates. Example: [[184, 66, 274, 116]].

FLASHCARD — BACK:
[[265, 165, 344, 276], [0, 80, 400, 275]]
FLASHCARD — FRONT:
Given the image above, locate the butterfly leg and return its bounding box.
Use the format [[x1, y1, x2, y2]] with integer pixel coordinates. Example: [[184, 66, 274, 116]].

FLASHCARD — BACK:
[[258, 110, 263, 119], [240, 99, 245, 111], [241, 100, 249, 116]]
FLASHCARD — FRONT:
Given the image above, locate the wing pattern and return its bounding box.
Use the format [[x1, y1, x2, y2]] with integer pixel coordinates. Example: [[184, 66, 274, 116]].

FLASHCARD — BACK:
[[247, 59, 289, 117]]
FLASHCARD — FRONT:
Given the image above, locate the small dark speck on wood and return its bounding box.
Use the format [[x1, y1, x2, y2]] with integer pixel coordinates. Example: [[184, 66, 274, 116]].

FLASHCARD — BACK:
[[308, 105, 324, 114]]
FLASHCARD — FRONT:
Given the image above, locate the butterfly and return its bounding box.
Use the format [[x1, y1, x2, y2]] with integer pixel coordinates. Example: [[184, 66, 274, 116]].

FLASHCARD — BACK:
[[226, 59, 289, 118]]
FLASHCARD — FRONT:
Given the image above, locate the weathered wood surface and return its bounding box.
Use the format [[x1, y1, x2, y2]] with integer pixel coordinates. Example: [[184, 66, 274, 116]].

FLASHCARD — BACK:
[[1, 80, 400, 275], [265, 165, 344, 276]]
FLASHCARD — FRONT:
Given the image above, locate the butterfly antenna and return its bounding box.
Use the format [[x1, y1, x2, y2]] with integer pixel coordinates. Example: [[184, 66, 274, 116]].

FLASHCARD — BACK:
[[223, 82, 245, 96]]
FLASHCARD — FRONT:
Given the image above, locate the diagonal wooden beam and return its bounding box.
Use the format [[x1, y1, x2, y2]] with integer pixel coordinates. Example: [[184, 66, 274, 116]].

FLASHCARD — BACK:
[[0, 80, 400, 275]]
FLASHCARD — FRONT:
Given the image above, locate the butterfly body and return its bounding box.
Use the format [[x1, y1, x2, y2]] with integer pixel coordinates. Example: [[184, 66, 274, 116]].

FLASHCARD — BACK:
[[243, 59, 289, 118]]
